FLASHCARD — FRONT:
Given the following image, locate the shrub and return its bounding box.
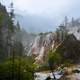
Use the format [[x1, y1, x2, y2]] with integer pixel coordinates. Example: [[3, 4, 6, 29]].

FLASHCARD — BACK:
[[0, 57, 35, 80]]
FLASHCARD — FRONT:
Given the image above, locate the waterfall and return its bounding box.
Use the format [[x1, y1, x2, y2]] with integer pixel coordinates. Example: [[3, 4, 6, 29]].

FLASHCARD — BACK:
[[28, 32, 55, 63]]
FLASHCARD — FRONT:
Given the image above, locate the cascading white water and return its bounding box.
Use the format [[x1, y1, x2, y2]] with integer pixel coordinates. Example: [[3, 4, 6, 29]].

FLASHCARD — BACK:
[[28, 35, 41, 56], [28, 32, 55, 63], [34, 71, 63, 80], [35, 46, 44, 63]]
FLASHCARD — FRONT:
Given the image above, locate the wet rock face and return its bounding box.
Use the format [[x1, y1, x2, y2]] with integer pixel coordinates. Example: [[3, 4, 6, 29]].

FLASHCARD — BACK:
[[63, 18, 80, 40], [28, 32, 55, 63]]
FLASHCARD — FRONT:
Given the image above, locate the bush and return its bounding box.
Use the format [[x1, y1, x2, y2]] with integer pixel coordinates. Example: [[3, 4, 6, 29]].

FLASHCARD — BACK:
[[48, 51, 62, 69], [0, 57, 35, 80]]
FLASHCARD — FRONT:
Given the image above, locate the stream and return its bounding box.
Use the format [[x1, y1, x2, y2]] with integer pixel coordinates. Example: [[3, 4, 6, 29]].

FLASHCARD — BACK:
[[34, 71, 63, 80]]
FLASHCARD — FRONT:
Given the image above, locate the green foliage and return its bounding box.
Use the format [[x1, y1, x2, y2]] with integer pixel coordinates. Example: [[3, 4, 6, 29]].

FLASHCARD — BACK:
[[16, 21, 21, 31], [0, 57, 35, 80], [56, 34, 80, 63], [55, 26, 68, 43], [0, 12, 4, 25], [8, 17, 14, 33], [12, 41, 24, 57], [0, 3, 23, 60], [62, 59, 73, 68], [48, 51, 62, 68], [47, 34, 80, 69]]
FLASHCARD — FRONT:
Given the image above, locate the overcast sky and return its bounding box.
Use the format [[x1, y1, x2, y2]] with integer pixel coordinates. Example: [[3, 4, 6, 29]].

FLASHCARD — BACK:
[[1, 0, 80, 33]]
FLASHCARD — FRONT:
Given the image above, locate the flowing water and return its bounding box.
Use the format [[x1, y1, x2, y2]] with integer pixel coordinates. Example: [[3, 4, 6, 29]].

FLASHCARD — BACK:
[[34, 72, 63, 80]]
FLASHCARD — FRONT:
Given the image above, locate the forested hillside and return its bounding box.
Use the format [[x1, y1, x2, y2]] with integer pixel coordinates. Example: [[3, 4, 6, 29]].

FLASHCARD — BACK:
[[0, 3, 35, 80], [1, 2, 80, 80]]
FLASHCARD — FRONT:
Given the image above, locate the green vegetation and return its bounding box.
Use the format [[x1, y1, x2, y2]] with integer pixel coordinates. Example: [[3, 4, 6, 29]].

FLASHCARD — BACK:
[[48, 51, 62, 69], [1, 2, 80, 80], [48, 34, 80, 71], [0, 3, 35, 80], [0, 57, 35, 80], [55, 25, 68, 43], [56, 34, 80, 63]]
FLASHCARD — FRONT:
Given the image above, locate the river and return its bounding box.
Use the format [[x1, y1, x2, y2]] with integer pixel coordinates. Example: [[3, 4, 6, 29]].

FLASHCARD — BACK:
[[34, 71, 63, 80]]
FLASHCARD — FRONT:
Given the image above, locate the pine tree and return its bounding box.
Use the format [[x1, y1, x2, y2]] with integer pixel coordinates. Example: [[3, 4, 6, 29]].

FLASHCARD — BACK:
[[7, 2, 15, 57], [16, 21, 21, 31]]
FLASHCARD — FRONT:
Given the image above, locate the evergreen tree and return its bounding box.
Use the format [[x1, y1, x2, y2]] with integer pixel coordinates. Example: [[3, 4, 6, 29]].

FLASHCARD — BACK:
[[16, 21, 21, 31]]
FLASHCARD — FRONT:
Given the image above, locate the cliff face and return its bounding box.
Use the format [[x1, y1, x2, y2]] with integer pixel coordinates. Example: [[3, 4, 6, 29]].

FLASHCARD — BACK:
[[63, 18, 80, 40], [56, 34, 80, 63], [14, 29, 36, 55], [0, 3, 10, 58], [0, 3, 18, 58], [28, 32, 55, 63], [27, 18, 80, 64]]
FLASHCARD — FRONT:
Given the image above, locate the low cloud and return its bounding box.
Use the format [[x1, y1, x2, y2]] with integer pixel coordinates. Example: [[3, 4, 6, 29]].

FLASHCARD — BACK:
[[1, 0, 80, 32]]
